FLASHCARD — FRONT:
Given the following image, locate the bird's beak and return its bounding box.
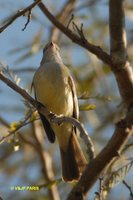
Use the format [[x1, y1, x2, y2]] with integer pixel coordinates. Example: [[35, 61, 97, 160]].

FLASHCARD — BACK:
[[49, 41, 54, 47]]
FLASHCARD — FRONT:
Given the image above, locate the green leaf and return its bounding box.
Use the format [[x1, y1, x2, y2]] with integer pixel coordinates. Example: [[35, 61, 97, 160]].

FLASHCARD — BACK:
[[79, 103, 96, 111]]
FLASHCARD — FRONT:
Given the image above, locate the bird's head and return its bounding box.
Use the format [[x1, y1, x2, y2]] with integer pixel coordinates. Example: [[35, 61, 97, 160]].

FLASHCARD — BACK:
[[41, 41, 62, 63]]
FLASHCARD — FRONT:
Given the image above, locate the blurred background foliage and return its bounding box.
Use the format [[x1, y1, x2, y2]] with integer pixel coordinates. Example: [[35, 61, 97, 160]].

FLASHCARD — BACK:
[[0, 0, 133, 200]]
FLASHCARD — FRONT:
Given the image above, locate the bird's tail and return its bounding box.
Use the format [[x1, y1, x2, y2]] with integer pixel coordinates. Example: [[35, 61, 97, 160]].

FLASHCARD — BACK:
[[60, 131, 87, 182]]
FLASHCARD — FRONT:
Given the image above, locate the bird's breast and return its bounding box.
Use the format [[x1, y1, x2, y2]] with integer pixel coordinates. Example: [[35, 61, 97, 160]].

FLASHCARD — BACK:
[[33, 63, 73, 117]]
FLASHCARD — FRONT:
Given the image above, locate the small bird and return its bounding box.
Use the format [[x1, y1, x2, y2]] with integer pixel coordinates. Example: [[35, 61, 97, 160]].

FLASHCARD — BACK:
[[33, 41, 87, 181]]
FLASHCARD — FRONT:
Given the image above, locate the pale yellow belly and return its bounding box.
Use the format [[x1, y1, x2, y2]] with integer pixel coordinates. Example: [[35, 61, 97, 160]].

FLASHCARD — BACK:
[[33, 64, 74, 149], [34, 69, 73, 116]]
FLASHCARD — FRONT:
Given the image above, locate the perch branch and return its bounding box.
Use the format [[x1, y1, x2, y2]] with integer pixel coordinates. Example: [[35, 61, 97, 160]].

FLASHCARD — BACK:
[[0, 0, 41, 33], [0, 71, 94, 159]]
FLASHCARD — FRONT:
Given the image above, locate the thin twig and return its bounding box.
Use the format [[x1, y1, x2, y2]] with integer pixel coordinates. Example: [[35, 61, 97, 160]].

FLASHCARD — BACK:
[[0, 114, 36, 148], [22, 9, 32, 31], [94, 177, 104, 200], [11, 67, 35, 73], [122, 180, 133, 198], [0, 116, 10, 128], [0, 0, 41, 33], [67, 14, 74, 28], [51, 115, 95, 160], [0, 110, 33, 144], [72, 22, 86, 41]]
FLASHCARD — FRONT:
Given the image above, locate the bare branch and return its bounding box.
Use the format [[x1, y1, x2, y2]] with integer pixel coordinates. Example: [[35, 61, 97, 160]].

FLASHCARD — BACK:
[[36, 0, 133, 107], [1, 63, 132, 200], [0, 115, 10, 128], [0, 109, 33, 144], [0, 0, 41, 33], [66, 2, 133, 198], [0, 71, 37, 108], [122, 180, 133, 198], [94, 178, 104, 200], [67, 14, 74, 28], [50, 0, 76, 42], [0, 114, 36, 148], [67, 115, 133, 200], [22, 9, 32, 31], [109, 0, 127, 62], [11, 67, 35, 73], [109, 0, 133, 108], [35, 0, 113, 66], [0, 71, 94, 159], [72, 22, 86, 40], [32, 121, 60, 200], [51, 115, 95, 160]]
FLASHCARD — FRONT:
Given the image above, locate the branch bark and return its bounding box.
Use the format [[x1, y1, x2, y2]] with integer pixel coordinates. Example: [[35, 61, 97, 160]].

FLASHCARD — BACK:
[[32, 121, 60, 200], [66, 0, 133, 199], [109, 0, 133, 108], [35, 0, 113, 66], [51, 115, 95, 160], [50, 0, 76, 42], [0, 0, 41, 33], [67, 111, 133, 200]]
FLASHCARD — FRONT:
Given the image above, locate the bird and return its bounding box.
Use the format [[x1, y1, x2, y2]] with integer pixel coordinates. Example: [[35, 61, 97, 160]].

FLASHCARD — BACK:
[[33, 41, 87, 181]]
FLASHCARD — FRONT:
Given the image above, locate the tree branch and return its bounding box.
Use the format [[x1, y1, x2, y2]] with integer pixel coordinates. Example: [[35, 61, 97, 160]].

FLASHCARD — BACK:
[[0, 109, 33, 144], [36, 0, 133, 109], [0, 0, 41, 33], [66, 1, 133, 199], [50, 0, 77, 42], [0, 71, 94, 159], [109, 0, 133, 108], [51, 115, 95, 160], [35, 0, 113, 66], [0, 115, 10, 128], [122, 180, 133, 198], [1, 68, 132, 200], [67, 113, 133, 200], [109, 0, 127, 60], [32, 121, 60, 200]]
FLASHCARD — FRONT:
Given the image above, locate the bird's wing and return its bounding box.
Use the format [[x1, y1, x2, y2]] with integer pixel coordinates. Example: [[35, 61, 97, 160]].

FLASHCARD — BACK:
[[39, 112, 55, 143], [68, 75, 79, 120], [34, 88, 55, 143]]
